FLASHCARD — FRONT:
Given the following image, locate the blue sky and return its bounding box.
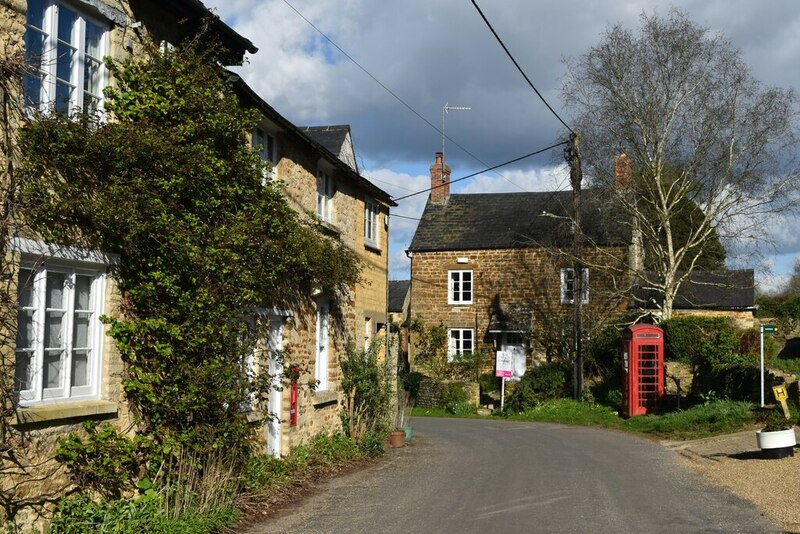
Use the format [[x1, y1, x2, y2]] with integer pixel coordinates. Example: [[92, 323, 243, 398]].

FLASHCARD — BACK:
[[204, 0, 800, 291]]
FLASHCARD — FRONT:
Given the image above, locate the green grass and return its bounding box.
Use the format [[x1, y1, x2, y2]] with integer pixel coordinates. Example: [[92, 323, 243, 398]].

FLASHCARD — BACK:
[[414, 399, 758, 441]]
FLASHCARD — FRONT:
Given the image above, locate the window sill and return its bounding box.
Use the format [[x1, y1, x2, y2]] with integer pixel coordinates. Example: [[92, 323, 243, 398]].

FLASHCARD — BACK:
[[313, 390, 338, 407], [319, 220, 341, 236], [364, 240, 381, 253], [12, 400, 118, 426]]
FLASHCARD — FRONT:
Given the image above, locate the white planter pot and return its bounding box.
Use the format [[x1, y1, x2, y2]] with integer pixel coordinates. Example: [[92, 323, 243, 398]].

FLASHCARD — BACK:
[[756, 428, 797, 450]]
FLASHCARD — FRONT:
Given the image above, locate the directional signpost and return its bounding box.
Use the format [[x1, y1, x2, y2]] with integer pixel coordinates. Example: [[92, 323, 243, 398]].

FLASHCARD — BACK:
[[760, 324, 777, 407]]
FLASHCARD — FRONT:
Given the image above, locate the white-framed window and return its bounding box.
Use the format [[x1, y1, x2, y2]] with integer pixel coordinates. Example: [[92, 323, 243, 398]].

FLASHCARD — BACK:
[[364, 199, 379, 247], [15, 261, 106, 405], [364, 317, 372, 348], [448, 328, 474, 360], [252, 127, 277, 183], [316, 169, 333, 223], [315, 299, 330, 390], [448, 270, 473, 305], [24, 0, 108, 115], [560, 268, 589, 304]]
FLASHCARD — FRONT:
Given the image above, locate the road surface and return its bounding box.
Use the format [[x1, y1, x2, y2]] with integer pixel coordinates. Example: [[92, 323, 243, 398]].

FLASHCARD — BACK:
[[244, 417, 778, 533]]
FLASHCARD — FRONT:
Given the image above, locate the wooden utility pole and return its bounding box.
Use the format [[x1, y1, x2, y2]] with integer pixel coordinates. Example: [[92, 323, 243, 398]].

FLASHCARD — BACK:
[[565, 133, 583, 400]]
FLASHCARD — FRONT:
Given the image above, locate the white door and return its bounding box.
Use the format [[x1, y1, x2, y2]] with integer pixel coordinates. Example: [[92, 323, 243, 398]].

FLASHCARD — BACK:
[[267, 318, 283, 458], [503, 333, 527, 381]]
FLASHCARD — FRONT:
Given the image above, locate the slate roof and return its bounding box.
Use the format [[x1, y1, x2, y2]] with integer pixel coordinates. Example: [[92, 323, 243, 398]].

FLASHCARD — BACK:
[[300, 126, 349, 155], [300, 126, 358, 173], [230, 80, 395, 206], [408, 189, 629, 252], [631, 270, 755, 310], [388, 280, 410, 313]]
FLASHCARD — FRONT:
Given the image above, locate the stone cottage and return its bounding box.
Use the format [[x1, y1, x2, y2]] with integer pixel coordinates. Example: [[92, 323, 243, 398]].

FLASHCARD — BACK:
[[406, 152, 632, 378], [232, 81, 395, 457], [1, 0, 256, 527]]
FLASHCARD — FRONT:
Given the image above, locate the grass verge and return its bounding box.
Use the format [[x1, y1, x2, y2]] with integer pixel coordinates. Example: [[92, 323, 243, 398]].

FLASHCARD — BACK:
[[415, 399, 757, 441]]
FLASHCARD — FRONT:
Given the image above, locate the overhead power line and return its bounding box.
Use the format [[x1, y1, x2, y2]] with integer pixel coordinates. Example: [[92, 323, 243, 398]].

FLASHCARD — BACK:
[[470, 0, 573, 134], [392, 141, 568, 202], [280, 0, 529, 193]]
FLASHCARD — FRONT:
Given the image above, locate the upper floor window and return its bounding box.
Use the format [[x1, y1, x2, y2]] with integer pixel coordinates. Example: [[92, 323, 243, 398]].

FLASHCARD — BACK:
[[448, 270, 473, 305], [316, 169, 333, 223], [253, 128, 277, 183], [364, 199, 379, 247], [24, 0, 108, 115], [15, 261, 105, 405], [560, 268, 589, 304], [448, 328, 474, 360]]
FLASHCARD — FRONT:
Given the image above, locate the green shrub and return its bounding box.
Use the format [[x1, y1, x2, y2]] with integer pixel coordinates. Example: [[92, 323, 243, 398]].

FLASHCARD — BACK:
[[340, 342, 392, 449], [400, 370, 425, 399], [55, 422, 142, 500], [585, 326, 622, 382], [662, 316, 739, 368], [504, 362, 567, 413], [695, 363, 773, 402], [478, 372, 501, 394], [50, 493, 239, 534], [440, 382, 468, 406]]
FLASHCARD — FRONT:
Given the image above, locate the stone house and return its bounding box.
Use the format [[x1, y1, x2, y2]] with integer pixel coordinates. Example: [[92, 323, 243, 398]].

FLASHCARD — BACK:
[[0, 0, 256, 527], [2, 0, 394, 527], [232, 81, 395, 457], [406, 153, 632, 379]]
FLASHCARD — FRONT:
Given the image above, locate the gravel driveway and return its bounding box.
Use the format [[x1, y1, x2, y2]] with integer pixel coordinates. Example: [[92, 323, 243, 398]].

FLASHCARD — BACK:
[[663, 428, 800, 533]]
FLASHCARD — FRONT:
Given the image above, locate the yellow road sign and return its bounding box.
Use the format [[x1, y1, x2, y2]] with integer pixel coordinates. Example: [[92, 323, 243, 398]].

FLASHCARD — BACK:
[[773, 385, 788, 402]]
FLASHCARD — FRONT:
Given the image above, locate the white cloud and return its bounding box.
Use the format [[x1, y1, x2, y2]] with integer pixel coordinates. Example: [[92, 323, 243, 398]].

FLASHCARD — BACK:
[[202, 0, 800, 281]]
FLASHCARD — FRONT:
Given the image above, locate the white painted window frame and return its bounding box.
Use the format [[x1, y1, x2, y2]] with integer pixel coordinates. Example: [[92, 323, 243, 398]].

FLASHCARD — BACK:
[[364, 199, 379, 247], [560, 268, 589, 304], [15, 259, 106, 406], [448, 328, 474, 361], [24, 0, 109, 115], [448, 270, 473, 305], [252, 127, 278, 183], [316, 169, 333, 223]]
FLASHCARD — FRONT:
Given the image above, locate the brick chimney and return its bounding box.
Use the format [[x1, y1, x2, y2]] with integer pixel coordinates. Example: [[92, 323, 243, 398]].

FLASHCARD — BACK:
[[429, 152, 451, 204], [614, 152, 632, 190]]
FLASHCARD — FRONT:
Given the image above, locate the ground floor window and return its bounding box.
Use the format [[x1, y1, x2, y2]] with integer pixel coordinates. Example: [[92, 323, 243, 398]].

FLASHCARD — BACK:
[[15, 262, 105, 405], [448, 328, 474, 360]]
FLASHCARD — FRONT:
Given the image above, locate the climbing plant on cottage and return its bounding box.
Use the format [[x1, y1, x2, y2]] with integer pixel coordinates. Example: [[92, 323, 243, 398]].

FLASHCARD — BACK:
[[18, 40, 361, 463]]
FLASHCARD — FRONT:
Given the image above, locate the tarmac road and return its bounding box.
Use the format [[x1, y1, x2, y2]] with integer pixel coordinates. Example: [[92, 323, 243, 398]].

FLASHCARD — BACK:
[[244, 417, 779, 533]]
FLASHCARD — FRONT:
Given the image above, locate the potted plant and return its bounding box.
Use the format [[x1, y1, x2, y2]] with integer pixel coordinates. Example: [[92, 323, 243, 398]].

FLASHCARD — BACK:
[[391, 390, 414, 448], [756, 408, 797, 459]]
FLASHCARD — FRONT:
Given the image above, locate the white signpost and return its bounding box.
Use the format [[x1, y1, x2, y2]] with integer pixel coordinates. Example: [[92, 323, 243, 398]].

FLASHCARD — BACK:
[[496, 351, 513, 412], [760, 324, 777, 407]]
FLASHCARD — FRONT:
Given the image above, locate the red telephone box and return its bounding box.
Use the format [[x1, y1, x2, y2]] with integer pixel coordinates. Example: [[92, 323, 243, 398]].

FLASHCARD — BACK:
[[621, 324, 664, 417]]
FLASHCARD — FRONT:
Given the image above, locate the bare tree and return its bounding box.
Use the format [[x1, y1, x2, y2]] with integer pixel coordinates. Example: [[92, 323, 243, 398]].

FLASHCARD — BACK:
[[563, 8, 800, 319]]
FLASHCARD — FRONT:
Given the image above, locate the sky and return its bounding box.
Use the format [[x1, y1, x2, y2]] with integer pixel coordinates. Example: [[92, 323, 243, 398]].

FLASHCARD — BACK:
[[203, 0, 800, 292]]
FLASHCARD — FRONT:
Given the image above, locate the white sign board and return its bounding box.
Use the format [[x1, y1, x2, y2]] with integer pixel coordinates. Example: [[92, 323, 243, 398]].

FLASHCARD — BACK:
[[495, 351, 513, 378]]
